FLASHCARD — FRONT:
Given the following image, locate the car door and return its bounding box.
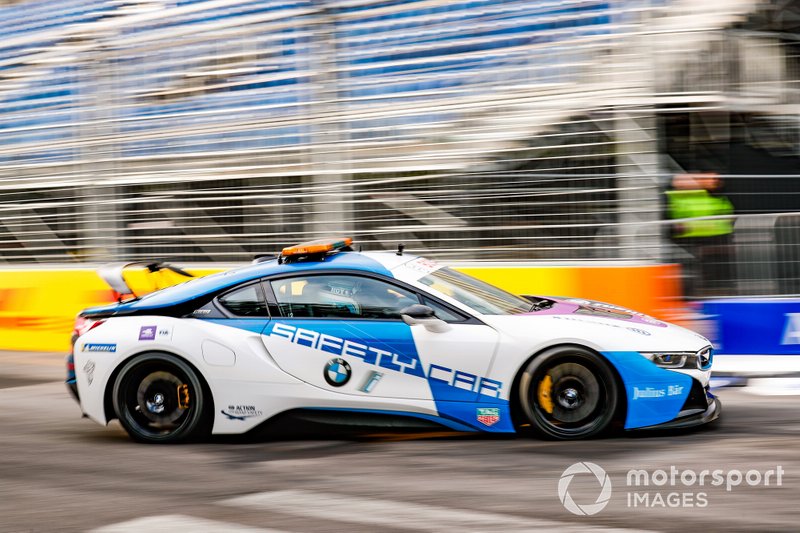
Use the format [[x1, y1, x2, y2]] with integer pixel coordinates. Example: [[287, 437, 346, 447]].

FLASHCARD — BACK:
[[261, 272, 434, 399], [409, 296, 503, 403], [260, 272, 500, 403]]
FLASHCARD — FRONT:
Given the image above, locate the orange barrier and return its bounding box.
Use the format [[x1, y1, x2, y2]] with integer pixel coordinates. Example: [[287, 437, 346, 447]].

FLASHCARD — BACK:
[[459, 264, 685, 321], [0, 263, 683, 353]]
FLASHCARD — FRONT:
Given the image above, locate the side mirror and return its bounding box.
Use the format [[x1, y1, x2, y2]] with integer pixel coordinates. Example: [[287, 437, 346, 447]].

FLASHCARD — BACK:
[[400, 304, 452, 333]]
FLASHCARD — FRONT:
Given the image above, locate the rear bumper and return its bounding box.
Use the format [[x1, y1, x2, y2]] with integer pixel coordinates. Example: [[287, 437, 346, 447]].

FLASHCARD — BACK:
[[66, 380, 79, 402], [66, 351, 79, 403]]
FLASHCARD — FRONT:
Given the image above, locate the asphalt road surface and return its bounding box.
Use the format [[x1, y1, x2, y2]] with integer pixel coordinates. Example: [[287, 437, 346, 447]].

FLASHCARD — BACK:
[[1, 351, 798, 532]]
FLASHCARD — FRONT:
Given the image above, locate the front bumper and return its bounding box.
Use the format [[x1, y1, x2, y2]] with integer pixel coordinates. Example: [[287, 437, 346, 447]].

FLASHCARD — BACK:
[[634, 386, 721, 431]]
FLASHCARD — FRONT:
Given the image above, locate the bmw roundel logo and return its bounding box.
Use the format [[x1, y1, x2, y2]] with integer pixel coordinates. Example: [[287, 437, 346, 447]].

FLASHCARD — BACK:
[[324, 358, 352, 387]]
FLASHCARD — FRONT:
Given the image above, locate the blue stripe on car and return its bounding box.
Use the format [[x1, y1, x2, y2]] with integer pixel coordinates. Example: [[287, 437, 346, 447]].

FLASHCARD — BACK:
[[198, 319, 267, 334]]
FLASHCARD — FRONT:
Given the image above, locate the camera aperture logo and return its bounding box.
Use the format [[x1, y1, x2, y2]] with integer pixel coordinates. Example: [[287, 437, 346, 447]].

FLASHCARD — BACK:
[[558, 462, 785, 515], [558, 462, 612, 516]]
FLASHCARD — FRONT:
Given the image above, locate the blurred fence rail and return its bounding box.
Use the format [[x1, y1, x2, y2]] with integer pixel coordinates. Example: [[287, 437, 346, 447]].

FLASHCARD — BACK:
[[0, 171, 661, 262]]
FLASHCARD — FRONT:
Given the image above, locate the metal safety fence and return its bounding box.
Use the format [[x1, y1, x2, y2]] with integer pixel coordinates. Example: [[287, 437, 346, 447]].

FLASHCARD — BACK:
[[2, 0, 800, 302], [0, 171, 660, 262]]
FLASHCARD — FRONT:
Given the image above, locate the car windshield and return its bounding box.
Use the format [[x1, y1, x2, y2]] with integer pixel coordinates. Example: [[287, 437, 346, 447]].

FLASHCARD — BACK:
[[418, 267, 532, 315]]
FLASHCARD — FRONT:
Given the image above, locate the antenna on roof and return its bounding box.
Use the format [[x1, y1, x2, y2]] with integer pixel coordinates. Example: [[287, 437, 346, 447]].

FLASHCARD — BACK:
[[396, 243, 405, 256]]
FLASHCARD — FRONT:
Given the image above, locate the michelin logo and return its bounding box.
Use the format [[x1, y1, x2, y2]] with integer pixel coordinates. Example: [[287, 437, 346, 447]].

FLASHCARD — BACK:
[[269, 322, 503, 398], [82, 343, 116, 353]]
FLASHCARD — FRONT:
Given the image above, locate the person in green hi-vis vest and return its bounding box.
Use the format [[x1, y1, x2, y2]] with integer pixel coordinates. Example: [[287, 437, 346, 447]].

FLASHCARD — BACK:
[[665, 172, 735, 297]]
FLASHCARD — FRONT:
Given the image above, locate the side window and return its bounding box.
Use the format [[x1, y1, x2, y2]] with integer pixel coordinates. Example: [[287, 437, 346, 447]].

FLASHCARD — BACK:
[[422, 297, 468, 323], [217, 284, 269, 317], [270, 275, 419, 319]]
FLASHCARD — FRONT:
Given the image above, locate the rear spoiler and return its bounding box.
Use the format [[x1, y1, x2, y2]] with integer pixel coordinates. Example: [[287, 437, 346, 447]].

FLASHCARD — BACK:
[[98, 261, 194, 299]]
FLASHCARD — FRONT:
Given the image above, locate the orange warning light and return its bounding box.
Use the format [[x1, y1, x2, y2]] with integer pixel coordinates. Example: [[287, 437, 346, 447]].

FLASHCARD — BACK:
[[281, 237, 353, 256]]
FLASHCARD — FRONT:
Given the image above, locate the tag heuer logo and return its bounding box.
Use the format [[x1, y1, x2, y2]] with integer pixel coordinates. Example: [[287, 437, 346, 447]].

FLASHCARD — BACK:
[[476, 407, 500, 427]]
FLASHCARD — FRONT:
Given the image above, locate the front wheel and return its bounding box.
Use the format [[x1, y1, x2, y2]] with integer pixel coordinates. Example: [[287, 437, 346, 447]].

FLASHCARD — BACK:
[[112, 352, 211, 444], [518, 346, 619, 439]]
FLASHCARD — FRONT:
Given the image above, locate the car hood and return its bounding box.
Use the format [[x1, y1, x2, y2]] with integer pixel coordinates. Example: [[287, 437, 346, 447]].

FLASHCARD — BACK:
[[481, 297, 711, 353]]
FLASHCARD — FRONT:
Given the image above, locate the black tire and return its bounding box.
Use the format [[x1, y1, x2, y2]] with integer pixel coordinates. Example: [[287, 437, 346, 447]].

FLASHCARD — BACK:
[[112, 352, 211, 444], [518, 346, 619, 440]]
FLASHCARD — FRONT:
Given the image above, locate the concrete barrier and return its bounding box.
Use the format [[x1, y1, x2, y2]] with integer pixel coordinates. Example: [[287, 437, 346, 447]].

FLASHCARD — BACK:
[[0, 263, 683, 352]]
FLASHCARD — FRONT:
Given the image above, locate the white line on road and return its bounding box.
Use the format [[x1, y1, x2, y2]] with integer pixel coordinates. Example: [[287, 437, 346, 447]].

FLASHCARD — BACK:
[[91, 514, 288, 533], [222, 489, 652, 532]]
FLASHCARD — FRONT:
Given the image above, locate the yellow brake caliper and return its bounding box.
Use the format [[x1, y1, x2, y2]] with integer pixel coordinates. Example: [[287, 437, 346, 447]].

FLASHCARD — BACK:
[[177, 384, 190, 409], [537, 375, 554, 414]]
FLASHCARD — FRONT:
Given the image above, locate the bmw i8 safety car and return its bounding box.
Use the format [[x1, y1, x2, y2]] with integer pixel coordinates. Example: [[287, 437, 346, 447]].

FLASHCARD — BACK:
[[67, 238, 720, 443]]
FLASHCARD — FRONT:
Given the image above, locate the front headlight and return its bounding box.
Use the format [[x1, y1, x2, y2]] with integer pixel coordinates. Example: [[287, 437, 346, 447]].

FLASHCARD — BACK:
[[642, 346, 713, 370], [697, 346, 713, 369]]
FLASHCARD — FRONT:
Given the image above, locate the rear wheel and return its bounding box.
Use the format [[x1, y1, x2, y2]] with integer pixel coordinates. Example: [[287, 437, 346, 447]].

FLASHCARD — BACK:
[[112, 352, 210, 444], [518, 346, 618, 439]]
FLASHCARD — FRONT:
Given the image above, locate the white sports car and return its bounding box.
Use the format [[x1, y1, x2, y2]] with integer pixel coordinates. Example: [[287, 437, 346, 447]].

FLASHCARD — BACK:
[[67, 238, 719, 443]]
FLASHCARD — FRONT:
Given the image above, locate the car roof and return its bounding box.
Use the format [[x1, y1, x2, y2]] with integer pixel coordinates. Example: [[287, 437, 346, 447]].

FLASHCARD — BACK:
[[96, 251, 415, 313]]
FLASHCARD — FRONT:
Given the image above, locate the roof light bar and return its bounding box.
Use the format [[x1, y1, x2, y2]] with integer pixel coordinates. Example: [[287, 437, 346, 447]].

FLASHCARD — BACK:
[[281, 237, 353, 257]]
